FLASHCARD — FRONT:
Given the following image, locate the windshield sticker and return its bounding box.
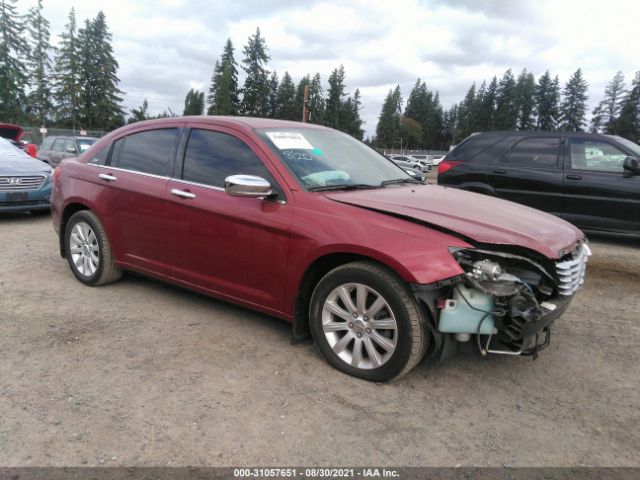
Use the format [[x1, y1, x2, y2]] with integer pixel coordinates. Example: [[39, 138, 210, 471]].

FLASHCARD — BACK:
[[266, 132, 314, 150], [312, 147, 324, 156]]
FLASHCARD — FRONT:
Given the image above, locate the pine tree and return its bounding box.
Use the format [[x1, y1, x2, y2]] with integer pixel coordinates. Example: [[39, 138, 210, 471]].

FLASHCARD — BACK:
[[494, 69, 518, 130], [240, 28, 270, 116], [457, 83, 476, 136], [206, 38, 239, 115], [560, 68, 589, 132], [590, 71, 625, 133], [77, 12, 125, 130], [404, 79, 429, 146], [375, 85, 402, 148], [326, 65, 346, 129], [614, 71, 640, 141], [183, 88, 204, 115], [0, 0, 29, 122], [294, 74, 310, 122], [307, 72, 325, 125], [400, 117, 422, 148], [25, 0, 52, 126], [266, 70, 278, 118], [128, 98, 149, 124], [53, 8, 81, 129], [535, 71, 560, 131], [341, 88, 364, 140], [275, 71, 296, 120], [477, 76, 497, 131], [515, 69, 536, 130]]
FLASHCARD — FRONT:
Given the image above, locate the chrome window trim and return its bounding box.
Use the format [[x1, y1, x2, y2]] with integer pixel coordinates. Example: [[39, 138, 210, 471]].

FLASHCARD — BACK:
[[87, 162, 170, 181], [171, 177, 225, 192]]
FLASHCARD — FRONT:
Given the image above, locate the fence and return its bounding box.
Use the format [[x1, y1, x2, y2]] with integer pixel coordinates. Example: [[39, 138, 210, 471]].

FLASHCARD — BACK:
[[377, 148, 448, 156], [21, 127, 107, 146]]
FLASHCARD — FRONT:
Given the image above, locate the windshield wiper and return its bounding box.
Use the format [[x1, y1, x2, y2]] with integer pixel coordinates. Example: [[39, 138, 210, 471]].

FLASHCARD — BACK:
[[308, 183, 380, 192], [381, 178, 421, 186]]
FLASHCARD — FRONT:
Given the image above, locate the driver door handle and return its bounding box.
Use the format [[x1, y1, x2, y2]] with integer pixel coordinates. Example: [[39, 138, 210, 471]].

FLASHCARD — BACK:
[[566, 174, 582, 180], [98, 173, 117, 182], [170, 188, 196, 199]]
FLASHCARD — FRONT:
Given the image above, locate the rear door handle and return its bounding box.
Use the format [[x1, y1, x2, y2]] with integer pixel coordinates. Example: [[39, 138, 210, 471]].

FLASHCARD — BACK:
[[170, 188, 196, 199], [98, 173, 117, 182], [492, 168, 506, 174], [566, 174, 582, 180]]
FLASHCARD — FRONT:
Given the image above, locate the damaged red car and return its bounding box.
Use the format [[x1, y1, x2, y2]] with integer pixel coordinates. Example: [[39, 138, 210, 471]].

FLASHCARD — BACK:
[[51, 117, 590, 382]]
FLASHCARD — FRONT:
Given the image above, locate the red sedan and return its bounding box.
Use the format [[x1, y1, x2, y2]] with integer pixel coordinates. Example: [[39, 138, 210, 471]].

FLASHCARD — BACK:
[[51, 117, 589, 381]]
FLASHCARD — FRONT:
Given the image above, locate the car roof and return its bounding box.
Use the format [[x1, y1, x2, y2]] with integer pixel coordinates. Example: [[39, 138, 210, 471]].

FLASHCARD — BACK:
[[469, 130, 615, 138]]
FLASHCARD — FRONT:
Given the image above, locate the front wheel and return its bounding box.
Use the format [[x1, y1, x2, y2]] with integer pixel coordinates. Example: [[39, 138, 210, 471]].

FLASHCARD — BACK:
[[309, 261, 428, 382]]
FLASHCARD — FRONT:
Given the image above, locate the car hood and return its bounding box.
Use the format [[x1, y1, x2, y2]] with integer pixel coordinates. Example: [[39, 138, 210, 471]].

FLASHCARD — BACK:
[[0, 155, 51, 175], [325, 185, 584, 259]]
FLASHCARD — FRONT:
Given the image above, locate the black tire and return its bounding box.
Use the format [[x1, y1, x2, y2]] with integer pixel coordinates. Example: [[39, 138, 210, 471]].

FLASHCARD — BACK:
[[64, 210, 123, 286], [309, 261, 428, 382]]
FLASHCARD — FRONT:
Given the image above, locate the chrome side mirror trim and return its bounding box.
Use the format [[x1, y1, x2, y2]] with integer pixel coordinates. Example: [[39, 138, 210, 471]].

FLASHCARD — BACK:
[[224, 174, 273, 198]]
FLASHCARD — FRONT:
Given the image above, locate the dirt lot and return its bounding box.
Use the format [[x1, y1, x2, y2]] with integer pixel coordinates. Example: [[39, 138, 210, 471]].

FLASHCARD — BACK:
[[1, 213, 639, 467]]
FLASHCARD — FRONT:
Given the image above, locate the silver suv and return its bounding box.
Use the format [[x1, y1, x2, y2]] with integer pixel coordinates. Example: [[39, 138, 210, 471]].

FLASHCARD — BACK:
[[38, 136, 98, 167]]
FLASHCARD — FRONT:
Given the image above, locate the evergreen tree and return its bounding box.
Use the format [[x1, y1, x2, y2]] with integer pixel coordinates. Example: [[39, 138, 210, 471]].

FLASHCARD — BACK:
[[266, 70, 278, 118], [590, 71, 625, 133], [307, 72, 325, 125], [183, 88, 204, 115], [25, 0, 52, 125], [515, 69, 536, 130], [294, 74, 310, 122], [375, 85, 402, 148], [128, 98, 149, 123], [206, 38, 239, 115], [560, 68, 589, 132], [477, 76, 497, 131], [427, 91, 445, 149], [404, 79, 429, 146], [326, 65, 346, 129], [494, 69, 518, 129], [77, 12, 125, 130], [53, 8, 81, 129], [275, 71, 296, 120], [615, 71, 640, 141], [535, 71, 560, 130], [240, 27, 270, 116], [400, 117, 422, 149], [457, 83, 476, 136], [0, 0, 29, 122], [340, 88, 364, 140]]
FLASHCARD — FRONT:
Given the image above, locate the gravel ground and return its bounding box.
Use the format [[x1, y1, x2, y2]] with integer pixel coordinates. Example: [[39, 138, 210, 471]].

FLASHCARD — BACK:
[[0, 213, 639, 467]]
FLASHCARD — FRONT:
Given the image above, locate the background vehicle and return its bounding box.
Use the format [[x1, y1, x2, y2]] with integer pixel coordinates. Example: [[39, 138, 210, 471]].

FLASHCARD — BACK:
[[431, 154, 445, 166], [0, 123, 38, 158], [52, 117, 587, 382], [38, 136, 98, 166], [409, 154, 433, 172], [390, 158, 425, 182], [438, 131, 640, 234], [387, 154, 431, 173], [0, 137, 52, 214]]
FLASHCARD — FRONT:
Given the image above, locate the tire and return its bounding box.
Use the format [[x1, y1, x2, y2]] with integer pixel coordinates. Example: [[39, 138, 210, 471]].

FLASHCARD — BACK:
[[64, 210, 123, 286], [309, 261, 428, 382]]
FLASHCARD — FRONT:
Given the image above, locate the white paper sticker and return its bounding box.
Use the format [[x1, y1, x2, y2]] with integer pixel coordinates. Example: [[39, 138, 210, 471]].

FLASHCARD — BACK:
[[266, 131, 314, 150]]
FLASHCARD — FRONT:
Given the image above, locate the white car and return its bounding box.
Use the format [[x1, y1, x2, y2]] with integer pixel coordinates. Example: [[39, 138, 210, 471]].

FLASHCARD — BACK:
[[431, 155, 445, 166]]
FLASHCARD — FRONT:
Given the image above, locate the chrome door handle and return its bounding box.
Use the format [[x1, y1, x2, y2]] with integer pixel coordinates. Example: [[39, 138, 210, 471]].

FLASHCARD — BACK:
[[170, 188, 196, 199], [98, 173, 117, 182]]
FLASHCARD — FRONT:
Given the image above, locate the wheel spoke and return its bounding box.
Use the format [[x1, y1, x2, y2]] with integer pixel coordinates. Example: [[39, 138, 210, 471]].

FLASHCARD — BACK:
[[370, 318, 397, 330], [332, 332, 354, 354], [371, 331, 395, 352], [366, 296, 386, 318], [363, 337, 382, 368], [351, 338, 363, 367], [88, 231, 97, 245], [337, 286, 357, 314], [356, 284, 367, 313], [90, 251, 99, 265], [323, 320, 349, 333], [71, 232, 82, 245], [324, 300, 352, 321], [74, 255, 83, 267], [83, 256, 90, 275], [69, 246, 83, 254]]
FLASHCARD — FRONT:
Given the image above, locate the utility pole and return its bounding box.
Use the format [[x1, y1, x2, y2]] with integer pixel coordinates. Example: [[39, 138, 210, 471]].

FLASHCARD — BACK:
[[302, 84, 309, 122]]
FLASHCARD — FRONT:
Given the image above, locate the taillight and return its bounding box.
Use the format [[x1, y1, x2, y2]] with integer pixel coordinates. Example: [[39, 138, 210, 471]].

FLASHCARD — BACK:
[[437, 160, 461, 175]]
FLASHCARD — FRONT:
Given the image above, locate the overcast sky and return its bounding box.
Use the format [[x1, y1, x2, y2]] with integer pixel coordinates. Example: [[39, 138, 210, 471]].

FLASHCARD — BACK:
[[18, 0, 640, 137]]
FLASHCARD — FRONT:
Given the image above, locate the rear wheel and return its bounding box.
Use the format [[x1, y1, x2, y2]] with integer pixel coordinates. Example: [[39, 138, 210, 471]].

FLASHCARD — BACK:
[[309, 261, 428, 382], [65, 210, 122, 286]]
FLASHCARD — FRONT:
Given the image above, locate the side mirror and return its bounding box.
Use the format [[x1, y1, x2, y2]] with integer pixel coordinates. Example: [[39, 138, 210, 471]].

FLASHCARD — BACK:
[[623, 156, 640, 176], [224, 174, 273, 198], [66, 145, 77, 154]]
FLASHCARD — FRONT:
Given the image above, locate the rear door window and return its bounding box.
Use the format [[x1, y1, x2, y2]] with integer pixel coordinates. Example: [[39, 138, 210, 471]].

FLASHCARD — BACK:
[[110, 128, 179, 176], [182, 129, 278, 190], [502, 137, 560, 168]]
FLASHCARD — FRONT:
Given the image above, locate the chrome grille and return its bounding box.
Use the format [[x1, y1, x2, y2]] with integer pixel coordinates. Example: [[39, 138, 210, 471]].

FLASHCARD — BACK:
[[0, 175, 46, 191], [555, 243, 591, 296]]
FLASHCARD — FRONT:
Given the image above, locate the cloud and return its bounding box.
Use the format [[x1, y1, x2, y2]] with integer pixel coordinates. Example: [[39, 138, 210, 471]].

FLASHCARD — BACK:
[[18, 0, 640, 137]]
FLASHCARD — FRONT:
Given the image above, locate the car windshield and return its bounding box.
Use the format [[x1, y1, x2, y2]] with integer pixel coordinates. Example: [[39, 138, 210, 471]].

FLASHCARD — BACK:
[[257, 128, 414, 190], [607, 135, 640, 157], [77, 138, 97, 152]]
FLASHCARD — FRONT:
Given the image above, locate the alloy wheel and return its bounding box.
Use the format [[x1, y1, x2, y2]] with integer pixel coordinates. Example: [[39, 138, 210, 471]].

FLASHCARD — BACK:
[[69, 221, 100, 277]]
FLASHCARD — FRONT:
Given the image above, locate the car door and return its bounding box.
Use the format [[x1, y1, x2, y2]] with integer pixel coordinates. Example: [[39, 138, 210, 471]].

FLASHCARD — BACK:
[[91, 127, 182, 275], [562, 136, 640, 233], [164, 126, 293, 314], [60, 138, 78, 161], [487, 135, 564, 215], [49, 139, 66, 166]]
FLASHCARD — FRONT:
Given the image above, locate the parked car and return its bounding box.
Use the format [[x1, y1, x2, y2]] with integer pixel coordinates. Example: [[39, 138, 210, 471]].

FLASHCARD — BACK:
[[409, 154, 433, 171], [0, 137, 52, 214], [431, 154, 445, 166], [390, 159, 425, 182], [0, 123, 38, 158], [52, 117, 589, 382], [387, 154, 431, 173], [438, 131, 640, 234], [38, 135, 98, 167]]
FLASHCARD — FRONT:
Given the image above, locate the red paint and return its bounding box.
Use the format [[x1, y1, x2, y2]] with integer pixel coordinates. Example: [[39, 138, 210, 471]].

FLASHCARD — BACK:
[[51, 117, 584, 322]]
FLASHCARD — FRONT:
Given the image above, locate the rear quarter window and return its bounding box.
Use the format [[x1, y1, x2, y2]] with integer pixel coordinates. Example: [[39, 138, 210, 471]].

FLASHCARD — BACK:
[[446, 134, 505, 162], [501, 137, 560, 168]]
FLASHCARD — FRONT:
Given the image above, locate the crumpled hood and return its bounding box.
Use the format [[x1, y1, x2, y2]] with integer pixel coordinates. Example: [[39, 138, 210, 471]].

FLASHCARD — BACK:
[[0, 155, 52, 175], [325, 185, 584, 259]]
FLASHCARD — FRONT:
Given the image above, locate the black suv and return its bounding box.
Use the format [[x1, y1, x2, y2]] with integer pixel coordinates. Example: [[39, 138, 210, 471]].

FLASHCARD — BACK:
[[438, 131, 640, 234]]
